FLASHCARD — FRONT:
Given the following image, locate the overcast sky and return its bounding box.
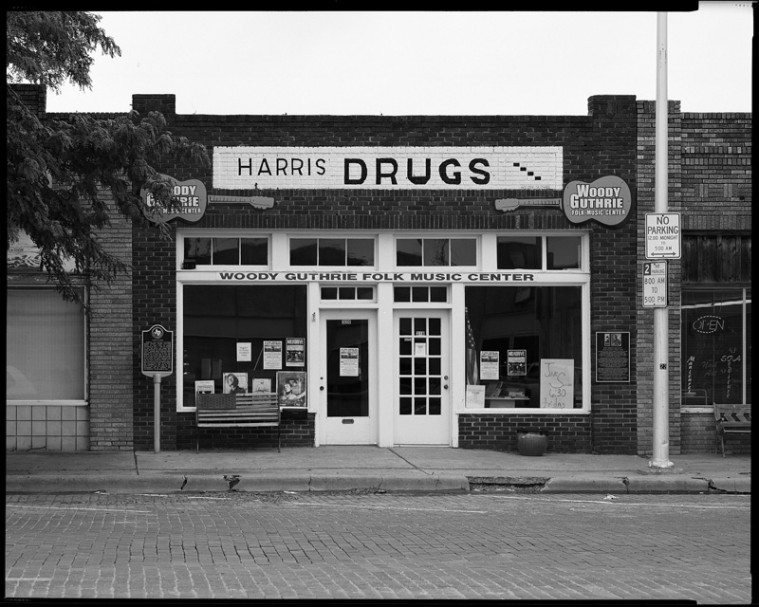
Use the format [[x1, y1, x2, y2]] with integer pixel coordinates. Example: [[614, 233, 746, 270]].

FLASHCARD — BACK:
[[44, 4, 753, 116]]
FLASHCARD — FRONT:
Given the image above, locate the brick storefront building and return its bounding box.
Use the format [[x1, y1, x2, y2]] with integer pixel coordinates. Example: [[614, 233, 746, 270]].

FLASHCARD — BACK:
[[6, 85, 751, 455]]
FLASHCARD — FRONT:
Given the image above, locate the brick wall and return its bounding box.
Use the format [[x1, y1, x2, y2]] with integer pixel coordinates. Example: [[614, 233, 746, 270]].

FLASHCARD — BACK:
[[118, 94, 641, 451], [458, 414, 591, 453], [88, 194, 134, 450]]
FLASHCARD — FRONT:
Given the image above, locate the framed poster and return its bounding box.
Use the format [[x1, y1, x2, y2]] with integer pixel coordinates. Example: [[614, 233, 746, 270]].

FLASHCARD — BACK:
[[277, 371, 307, 408], [480, 351, 500, 381], [223, 372, 248, 394], [507, 349, 527, 376], [285, 337, 305, 367], [263, 340, 283, 370], [595, 332, 631, 383], [539, 359, 574, 409], [251, 378, 272, 393]]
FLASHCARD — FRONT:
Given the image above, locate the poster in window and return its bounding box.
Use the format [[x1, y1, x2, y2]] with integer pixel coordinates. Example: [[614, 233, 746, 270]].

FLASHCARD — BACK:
[[251, 378, 272, 393], [277, 371, 307, 408], [263, 340, 282, 370], [507, 349, 527, 376], [285, 337, 305, 367], [539, 359, 574, 409], [236, 342, 252, 362], [340, 347, 359, 377], [480, 351, 500, 381], [223, 372, 248, 394], [194, 380, 215, 394], [465, 384, 485, 408]]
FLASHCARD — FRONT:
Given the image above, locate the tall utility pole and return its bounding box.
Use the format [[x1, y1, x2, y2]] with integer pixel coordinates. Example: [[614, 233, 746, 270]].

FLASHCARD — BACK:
[[650, 11, 674, 469]]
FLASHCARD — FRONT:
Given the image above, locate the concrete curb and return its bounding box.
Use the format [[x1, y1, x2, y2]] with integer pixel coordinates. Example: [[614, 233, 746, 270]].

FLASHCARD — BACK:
[[623, 476, 710, 494], [707, 476, 751, 494], [541, 477, 627, 493], [4, 473, 749, 495]]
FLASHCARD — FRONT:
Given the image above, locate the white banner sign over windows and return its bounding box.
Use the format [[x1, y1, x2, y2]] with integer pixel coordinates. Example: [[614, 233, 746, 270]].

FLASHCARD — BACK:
[[213, 146, 563, 190]]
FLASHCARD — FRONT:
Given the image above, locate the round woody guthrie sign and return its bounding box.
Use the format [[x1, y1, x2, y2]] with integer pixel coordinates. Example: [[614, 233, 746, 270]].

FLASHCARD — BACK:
[[563, 175, 632, 226]]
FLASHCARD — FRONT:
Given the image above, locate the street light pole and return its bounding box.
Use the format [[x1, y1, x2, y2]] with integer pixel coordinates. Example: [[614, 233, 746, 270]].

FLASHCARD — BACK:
[[650, 11, 674, 470]]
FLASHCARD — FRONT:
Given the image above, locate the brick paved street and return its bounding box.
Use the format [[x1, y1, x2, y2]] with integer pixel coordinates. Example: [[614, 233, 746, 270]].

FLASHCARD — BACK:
[[5, 491, 751, 602]]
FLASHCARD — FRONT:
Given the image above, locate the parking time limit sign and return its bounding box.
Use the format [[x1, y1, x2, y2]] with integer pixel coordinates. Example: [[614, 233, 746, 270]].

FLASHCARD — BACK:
[[642, 261, 668, 308], [645, 212, 681, 259]]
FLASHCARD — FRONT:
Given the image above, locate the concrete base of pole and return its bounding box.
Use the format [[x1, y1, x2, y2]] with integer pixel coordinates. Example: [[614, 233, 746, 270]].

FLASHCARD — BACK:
[[642, 461, 682, 475]]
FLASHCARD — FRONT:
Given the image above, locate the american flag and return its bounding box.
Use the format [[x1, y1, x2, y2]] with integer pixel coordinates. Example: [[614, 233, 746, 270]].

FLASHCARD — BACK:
[[465, 306, 479, 385]]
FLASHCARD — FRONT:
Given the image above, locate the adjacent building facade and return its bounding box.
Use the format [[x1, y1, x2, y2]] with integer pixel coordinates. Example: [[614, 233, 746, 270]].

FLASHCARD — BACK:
[[6, 85, 751, 455]]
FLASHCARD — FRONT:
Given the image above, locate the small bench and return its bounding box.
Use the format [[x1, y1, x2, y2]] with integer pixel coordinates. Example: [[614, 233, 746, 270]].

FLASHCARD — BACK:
[[714, 403, 751, 457], [196, 392, 280, 452]]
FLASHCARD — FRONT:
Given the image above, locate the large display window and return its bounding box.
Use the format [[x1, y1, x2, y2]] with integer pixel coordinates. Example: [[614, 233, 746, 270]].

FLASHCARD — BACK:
[[464, 286, 583, 409], [6, 288, 86, 402], [682, 288, 751, 406], [182, 285, 307, 408]]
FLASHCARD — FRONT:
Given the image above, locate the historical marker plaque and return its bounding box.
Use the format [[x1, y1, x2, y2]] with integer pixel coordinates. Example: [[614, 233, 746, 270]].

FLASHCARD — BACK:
[[595, 331, 631, 383], [141, 324, 174, 377]]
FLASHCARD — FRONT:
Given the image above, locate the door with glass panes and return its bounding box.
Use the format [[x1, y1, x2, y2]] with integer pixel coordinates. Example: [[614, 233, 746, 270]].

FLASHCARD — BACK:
[[394, 310, 450, 444], [320, 310, 377, 444]]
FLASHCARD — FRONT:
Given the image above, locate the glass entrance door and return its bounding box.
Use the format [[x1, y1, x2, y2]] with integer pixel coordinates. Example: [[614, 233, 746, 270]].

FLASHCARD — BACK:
[[394, 310, 450, 445], [321, 310, 376, 444]]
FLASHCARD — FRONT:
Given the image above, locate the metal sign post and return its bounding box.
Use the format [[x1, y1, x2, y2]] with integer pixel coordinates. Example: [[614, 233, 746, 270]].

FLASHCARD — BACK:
[[141, 324, 174, 453]]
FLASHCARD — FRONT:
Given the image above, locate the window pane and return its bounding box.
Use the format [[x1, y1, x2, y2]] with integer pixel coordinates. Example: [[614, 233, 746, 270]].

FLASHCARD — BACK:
[[397, 239, 422, 266], [319, 238, 346, 266], [290, 238, 317, 265], [451, 239, 476, 266], [465, 286, 582, 408], [240, 238, 268, 265], [321, 287, 337, 300], [682, 288, 744, 404], [430, 287, 447, 302], [547, 236, 581, 269], [7, 289, 84, 400], [183, 285, 307, 407], [497, 237, 541, 269], [394, 287, 411, 302], [347, 239, 375, 266], [184, 238, 211, 265], [357, 287, 374, 300], [412, 287, 428, 302], [424, 239, 449, 266], [213, 238, 239, 265], [338, 287, 355, 299]]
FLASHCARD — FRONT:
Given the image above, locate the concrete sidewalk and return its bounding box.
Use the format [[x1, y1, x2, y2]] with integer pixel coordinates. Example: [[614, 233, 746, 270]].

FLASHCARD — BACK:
[[5, 447, 751, 495]]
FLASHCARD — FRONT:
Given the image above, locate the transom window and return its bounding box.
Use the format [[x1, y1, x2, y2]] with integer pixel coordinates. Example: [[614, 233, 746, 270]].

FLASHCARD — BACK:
[[396, 238, 477, 267], [394, 286, 448, 303], [321, 286, 376, 301], [497, 235, 582, 270], [184, 237, 268, 266], [290, 238, 375, 266]]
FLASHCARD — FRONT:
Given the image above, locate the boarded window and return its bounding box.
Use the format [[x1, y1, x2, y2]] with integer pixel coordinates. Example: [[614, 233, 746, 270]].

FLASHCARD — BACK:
[[682, 235, 751, 283]]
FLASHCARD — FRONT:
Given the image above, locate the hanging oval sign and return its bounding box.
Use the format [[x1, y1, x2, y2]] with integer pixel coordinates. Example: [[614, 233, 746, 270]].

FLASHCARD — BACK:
[[692, 315, 725, 334], [562, 175, 632, 226], [141, 177, 207, 224]]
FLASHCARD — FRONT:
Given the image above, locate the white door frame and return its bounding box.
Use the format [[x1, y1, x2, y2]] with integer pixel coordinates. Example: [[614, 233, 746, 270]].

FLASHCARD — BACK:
[[318, 308, 378, 445]]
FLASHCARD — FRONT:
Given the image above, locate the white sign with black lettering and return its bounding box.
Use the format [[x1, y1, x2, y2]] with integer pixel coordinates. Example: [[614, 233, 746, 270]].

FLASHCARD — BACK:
[[645, 213, 681, 259], [642, 261, 668, 308]]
